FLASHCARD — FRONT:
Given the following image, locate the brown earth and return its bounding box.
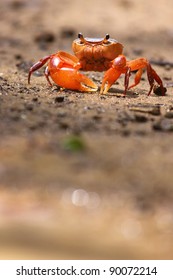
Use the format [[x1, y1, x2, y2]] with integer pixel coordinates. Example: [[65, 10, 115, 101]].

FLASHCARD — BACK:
[[0, 0, 173, 259]]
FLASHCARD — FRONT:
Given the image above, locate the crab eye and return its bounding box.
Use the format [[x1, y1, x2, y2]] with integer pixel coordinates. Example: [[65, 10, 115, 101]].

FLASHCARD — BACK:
[[78, 33, 85, 44], [105, 34, 110, 40], [103, 34, 110, 44], [78, 33, 82, 39]]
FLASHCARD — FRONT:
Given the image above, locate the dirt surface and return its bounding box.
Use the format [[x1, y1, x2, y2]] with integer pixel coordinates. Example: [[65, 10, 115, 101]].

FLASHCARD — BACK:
[[1, 0, 173, 259]]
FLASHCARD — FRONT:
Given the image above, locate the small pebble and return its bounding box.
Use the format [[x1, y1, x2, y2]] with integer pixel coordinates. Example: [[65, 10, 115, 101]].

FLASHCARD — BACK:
[[164, 111, 173, 119], [54, 96, 64, 103], [134, 114, 148, 123], [153, 119, 173, 132]]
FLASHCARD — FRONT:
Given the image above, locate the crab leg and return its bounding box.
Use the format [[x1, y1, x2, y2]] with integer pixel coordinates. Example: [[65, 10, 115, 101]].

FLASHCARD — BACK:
[[128, 68, 143, 90], [28, 55, 51, 84], [44, 66, 52, 86], [126, 58, 165, 96]]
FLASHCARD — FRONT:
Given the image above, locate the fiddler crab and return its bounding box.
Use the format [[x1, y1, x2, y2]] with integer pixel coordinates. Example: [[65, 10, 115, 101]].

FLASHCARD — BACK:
[[28, 33, 165, 96]]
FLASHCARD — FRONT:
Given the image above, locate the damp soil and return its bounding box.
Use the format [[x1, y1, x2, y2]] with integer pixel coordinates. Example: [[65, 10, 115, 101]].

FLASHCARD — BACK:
[[1, 0, 173, 259]]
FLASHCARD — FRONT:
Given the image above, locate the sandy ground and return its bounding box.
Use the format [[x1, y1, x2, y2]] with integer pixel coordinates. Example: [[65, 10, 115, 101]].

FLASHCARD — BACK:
[[0, 0, 173, 259]]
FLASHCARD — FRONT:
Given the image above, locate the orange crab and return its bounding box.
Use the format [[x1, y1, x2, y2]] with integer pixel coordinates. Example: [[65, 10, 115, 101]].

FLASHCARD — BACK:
[[28, 33, 165, 96]]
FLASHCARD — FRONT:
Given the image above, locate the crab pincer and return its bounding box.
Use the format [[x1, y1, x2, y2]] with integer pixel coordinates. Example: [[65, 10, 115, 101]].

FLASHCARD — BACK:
[[28, 51, 98, 92]]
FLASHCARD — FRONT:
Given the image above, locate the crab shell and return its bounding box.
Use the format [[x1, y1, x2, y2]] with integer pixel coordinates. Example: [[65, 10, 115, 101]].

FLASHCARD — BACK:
[[72, 36, 123, 71]]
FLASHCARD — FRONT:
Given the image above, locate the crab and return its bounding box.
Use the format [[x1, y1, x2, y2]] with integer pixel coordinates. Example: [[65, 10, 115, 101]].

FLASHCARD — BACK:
[[28, 33, 165, 96]]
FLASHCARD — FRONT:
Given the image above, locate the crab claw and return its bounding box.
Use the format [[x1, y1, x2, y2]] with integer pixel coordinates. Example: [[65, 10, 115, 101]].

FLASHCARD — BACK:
[[51, 68, 98, 92], [100, 67, 122, 94], [49, 51, 98, 92], [100, 55, 128, 94], [76, 74, 98, 92], [100, 55, 130, 95]]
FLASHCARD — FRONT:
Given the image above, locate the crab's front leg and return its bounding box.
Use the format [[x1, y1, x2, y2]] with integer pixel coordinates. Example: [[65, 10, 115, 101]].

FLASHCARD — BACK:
[[127, 58, 165, 96], [100, 55, 130, 95]]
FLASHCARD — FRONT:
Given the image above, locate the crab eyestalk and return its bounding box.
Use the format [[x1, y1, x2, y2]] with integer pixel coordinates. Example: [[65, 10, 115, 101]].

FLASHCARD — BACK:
[[103, 34, 110, 43], [78, 33, 86, 43]]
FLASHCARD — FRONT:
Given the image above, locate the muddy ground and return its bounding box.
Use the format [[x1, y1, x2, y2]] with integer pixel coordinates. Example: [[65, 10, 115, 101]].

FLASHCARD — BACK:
[[0, 0, 173, 259]]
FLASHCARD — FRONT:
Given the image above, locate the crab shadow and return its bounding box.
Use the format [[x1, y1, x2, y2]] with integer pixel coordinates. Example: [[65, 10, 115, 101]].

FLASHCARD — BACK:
[[98, 87, 140, 98], [51, 85, 144, 98]]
